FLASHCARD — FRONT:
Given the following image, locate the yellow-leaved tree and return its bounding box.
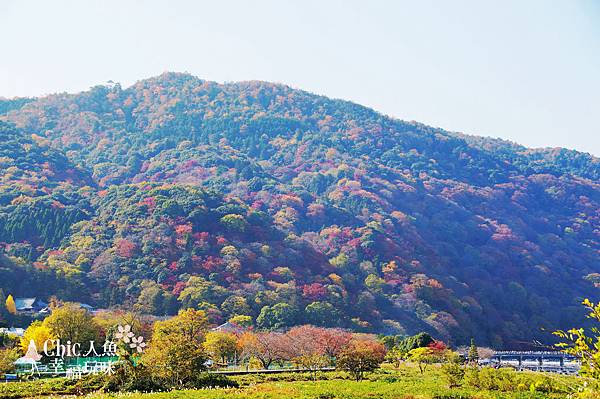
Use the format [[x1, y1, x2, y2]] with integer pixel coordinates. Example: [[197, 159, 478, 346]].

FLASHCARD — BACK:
[[21, 321, 55, 352], [42, 303, 100, 350], [5, 295, 16, 315], [554, 299, 600, 398], [142, 309, 210, 387], [203, 331, 238, 365], [554, 299, 600, 379]]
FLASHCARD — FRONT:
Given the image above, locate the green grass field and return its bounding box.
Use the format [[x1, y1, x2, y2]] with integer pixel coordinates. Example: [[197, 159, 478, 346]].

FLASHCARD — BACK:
[[0, 365, 591, 399]]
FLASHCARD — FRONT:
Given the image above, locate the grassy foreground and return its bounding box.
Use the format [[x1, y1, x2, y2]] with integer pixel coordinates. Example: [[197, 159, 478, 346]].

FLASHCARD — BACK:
[[0, 365, 589, 399]]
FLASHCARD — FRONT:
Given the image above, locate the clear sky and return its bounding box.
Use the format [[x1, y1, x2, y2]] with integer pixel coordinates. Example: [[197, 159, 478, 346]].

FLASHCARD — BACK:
[[1, 0, 599, 155]]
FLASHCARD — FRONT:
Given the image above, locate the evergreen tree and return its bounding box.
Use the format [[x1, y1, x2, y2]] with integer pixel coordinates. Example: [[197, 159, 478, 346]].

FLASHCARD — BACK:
[[0, 289, 6, 326], [467, 338, 479, 364], [0, 289, 5, 313], [396, 332, 434, 354]]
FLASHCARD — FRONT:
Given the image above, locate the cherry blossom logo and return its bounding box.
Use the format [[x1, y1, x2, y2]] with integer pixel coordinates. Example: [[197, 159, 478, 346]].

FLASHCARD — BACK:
[[115, 325, 135, 343], [129, 336, 146, 353], [114, 325, 146, 353]]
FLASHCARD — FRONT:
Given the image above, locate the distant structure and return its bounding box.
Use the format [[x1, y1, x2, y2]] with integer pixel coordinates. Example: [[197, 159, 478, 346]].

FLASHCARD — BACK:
[[77, 303, 96, 313], [211, 321, 246, 335], [485, 351, 580, 374], [0, 327, 25, 337], [11, 298, 96, 316], [14, 298, 47, 314]]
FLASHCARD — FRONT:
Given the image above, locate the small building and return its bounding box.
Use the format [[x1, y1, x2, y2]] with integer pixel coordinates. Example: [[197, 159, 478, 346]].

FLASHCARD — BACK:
[[14, 298, 48, 314], [211, 321, 246, 335], [0, 327, 25, 337], [78, 303, 95, 312], [38, 307, 51, 316]]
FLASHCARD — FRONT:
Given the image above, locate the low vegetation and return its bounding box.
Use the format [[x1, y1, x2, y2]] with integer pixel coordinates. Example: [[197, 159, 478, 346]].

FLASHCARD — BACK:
[[0, 300, 600, 397], [2, 285, 600, 399], [0, 365, 592, 399]]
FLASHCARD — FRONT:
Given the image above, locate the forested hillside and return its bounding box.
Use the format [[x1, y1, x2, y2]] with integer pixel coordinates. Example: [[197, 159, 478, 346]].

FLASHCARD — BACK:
[[0, 73, 598, 348]]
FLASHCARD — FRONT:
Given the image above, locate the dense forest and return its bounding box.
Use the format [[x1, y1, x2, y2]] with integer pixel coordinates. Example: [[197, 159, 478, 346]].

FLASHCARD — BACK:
[[0, 73, 598, 348]]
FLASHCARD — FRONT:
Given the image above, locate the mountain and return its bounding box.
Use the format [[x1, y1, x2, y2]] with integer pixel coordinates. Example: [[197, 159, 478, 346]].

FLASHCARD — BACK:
[[0, 72, 598, 347], [0, 121, 92, 248]]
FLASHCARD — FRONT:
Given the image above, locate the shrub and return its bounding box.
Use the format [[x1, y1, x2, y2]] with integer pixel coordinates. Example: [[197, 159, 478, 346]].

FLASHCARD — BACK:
[[464, 366, 569, 394], [72, 374, 109, 395], [440, 363, 465, 388], [463, 367, 480, 388], [440, 350, 465, 388], [476, 367, 516, 391], [315, 394, 336, 399], [189, 373, 238, 389], [103, 362, 165, 393], [0, 348, 20, 376]]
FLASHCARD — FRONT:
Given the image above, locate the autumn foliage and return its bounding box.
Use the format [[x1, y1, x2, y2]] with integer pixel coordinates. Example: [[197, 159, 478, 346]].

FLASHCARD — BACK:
[[0, 73, 598, 347]]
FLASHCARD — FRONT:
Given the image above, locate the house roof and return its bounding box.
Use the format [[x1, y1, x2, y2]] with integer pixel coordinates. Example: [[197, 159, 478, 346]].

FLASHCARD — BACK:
[[14, 298, 47, 311], [78, 303, 95, 311], [15, 298, 36, 310], [211, 321, 245, 334]]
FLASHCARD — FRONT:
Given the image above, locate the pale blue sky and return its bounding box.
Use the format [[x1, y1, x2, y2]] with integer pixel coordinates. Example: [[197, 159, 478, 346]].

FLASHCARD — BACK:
[[1, 0, 599, 155]]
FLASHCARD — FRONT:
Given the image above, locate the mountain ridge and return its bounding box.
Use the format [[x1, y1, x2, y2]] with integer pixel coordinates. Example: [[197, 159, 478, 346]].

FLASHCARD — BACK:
[[0, 72, 598, 348], [2, 73, 598, 169]]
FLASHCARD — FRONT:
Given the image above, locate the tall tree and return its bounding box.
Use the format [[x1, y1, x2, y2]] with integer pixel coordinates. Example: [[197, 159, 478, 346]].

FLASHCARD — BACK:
[[142, 309, 209, 386], [21, 321, 55, 352], [151, 308, 208, 345], [467, 338, 479, 364], [0, 289, 7, 324], [555, 299, 600, 380], [336, 338, 386, 381], [256, 303, 297, 330], [5, 295, 16, 315], [203, 331, 238, 365], [42, 303, 100, 351], [238, 331, 288, 369]]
